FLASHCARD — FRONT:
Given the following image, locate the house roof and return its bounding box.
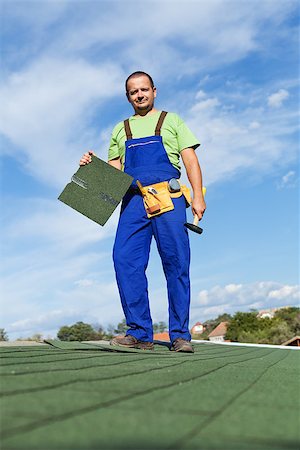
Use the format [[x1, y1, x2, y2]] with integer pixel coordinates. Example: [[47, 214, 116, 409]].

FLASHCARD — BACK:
[[153, 332, 170, 341], [192, 321, 203, 327], [208, 321, 228, 337], [281, 335, 300, 346], [1, 340, 299, 449]]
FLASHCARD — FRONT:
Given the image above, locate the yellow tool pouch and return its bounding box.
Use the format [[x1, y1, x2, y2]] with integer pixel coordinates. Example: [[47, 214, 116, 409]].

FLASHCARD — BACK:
[[136, 180, 192, 218], [179, 184, 192, 206], [137, 181, 174, 218]]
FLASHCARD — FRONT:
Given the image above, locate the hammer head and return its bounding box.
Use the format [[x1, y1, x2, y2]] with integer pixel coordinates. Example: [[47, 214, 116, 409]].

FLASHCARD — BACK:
[[184, 222, 203, 235]]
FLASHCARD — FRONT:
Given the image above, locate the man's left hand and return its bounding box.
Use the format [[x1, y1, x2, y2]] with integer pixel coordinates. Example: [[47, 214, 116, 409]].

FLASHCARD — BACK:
[[192, 197, 206, 220]]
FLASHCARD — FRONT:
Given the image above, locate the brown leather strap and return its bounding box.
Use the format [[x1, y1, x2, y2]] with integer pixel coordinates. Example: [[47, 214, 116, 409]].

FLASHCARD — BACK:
[[124, 119, 132, 140], [155, 111, 168, 136]]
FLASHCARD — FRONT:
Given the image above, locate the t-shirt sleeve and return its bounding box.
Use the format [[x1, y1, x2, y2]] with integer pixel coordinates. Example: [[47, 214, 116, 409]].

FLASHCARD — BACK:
[[108, 122, 123, 161], [176, 115, 200, 152]]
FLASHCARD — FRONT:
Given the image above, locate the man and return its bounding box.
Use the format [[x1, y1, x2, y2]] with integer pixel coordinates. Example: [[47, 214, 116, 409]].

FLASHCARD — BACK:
[[80, 71, 206, 352]]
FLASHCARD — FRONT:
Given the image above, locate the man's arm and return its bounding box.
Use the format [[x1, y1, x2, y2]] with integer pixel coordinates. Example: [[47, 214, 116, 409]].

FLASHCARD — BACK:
[[108, 157, 122, 170], [181, 148, 206, 220]]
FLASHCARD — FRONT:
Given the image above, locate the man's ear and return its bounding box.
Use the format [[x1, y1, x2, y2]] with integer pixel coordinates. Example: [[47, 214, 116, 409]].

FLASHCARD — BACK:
[[153, 87, 157, 98]]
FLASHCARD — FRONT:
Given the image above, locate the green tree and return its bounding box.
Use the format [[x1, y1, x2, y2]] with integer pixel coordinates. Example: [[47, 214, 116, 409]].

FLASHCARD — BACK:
[[57, 325, 73, 341], [0, 329, 8, 341], [226, 311, 260, 342], [57, 322, 100, 341], [105, 324, 116, 339], [274, 307, 300, 335], [26, 333, 43, 342], [225, 310, 296, 344], [153, 321, 168, 333], [264, 320, 293, 345], [114, 319, 128, 335]]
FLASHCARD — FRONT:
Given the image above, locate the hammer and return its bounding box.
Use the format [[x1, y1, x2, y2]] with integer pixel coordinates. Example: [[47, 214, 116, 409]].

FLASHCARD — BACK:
[[184, 215, 203, 235], [184, 186, 206, 235]]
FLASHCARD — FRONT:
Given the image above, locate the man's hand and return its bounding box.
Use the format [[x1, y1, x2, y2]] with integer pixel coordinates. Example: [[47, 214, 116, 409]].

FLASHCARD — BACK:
[[192, 196, 206, 221], [79, 150, 96, 166], [181, 147, 206, 221]]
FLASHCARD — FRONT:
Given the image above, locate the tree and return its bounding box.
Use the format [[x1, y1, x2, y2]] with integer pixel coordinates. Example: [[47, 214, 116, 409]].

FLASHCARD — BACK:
[[226, 312, 260, 342], [264, 320, 293, 345], [57, 326, 73, 341], [105, 324, 116, 339], [274, 307, 300, 335], [57, 322, 100, 341], [114, 319, 128, 335], [0, 329, 8, 341], [225, 310, 296, 344], [26, 333, 43, 342], [153, 321, 168, 333]]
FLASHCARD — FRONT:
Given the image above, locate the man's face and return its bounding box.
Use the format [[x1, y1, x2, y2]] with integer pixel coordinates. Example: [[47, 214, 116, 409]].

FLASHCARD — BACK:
[[126, 75, 156, 113]]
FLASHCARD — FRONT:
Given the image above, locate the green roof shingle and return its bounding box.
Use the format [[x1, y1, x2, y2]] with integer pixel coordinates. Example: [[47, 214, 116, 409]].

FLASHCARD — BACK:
[[1, 341, 299, 449]]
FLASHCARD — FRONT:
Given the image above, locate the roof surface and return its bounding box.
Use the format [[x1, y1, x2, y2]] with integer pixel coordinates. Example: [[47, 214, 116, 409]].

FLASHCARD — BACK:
[[1, 340, 299, 449]]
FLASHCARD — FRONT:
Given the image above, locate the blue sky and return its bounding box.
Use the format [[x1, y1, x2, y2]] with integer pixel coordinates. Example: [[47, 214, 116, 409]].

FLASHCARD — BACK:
[[1, 0, 299, 340]]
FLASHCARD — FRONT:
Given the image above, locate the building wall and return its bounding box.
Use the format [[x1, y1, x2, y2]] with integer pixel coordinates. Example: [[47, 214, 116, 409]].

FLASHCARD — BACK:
[[209, 336, 224, 343]]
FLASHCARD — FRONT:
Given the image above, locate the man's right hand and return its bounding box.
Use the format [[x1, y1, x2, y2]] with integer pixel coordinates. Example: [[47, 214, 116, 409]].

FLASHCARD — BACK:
[[79, 150, 96, 166]]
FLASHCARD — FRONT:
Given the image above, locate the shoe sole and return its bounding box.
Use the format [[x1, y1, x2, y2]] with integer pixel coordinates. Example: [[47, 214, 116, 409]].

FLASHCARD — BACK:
[[171, 345, 194, 353], [110, 339, 154, 351]]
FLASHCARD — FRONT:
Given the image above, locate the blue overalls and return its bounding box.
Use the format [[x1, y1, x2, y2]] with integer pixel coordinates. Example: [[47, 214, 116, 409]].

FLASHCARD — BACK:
[[113, 111, 191, 343]]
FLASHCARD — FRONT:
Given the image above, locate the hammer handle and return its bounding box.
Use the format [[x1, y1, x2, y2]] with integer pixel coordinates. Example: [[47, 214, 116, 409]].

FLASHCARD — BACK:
[[193, 215, 199, 226]]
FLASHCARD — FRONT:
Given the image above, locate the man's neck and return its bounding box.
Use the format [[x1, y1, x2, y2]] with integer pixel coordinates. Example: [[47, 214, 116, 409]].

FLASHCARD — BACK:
[[133, 107, 158, 117]]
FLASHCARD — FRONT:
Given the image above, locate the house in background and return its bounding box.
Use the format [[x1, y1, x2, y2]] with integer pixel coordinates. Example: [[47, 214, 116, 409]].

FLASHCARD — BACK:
[[257, 306, 289, 319], [153, 332, 170, 342], [191, 322, 205, 335], [257, 308, 278, 319], [281, 336, 300, 346], [208, 322, 229, 343]]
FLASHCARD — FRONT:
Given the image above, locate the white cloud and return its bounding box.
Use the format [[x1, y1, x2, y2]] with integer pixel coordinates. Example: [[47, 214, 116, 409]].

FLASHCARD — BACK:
[[276, 170, 298, 190], [185, 91, 298, 185], [268, 89, 289, 108], [74, 279, 95, 287], [225, 283, 243, 294], [1, 0, 299, 341], [0, 57, 125, 187], [41, 1, 296, 74], [191, 98, 220, 112], [191, 281, 300, 322], [3, 197, 120, 257], [268, 285, 300, 300], [195, 90, 207, 100], [0, 196, 122, 339], [1, 1, 298, 190], [249, 121, 261, 130]]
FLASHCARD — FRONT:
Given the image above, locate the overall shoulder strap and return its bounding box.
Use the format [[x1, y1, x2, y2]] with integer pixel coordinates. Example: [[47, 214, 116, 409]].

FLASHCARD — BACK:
[[155, 111, 168, 136], [124, 119, 132, 140]]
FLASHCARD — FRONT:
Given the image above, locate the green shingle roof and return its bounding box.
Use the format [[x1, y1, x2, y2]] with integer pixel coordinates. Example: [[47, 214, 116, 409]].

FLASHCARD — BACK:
[[1, 341, 299, 449]]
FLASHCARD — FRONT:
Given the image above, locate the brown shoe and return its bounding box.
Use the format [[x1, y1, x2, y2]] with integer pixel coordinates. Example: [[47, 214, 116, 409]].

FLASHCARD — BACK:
[[110, 335, 154, 351], [171, 338, 194, 353]]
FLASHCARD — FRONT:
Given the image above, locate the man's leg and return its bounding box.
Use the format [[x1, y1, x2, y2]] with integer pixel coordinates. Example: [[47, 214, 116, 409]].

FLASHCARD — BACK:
[[152, 195, 191, 344], [113, 193, 153, 342]]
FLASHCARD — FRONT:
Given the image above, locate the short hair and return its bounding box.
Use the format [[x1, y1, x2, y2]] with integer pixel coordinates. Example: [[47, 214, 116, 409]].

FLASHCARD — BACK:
[[125, 71, 154, 93]]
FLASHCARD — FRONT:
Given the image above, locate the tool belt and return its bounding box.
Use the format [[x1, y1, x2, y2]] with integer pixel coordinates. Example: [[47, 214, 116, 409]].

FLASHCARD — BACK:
[[136, 180, 191, 218]]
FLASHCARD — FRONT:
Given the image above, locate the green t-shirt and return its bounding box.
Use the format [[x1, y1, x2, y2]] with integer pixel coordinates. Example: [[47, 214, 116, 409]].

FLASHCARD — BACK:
[[108, 111, 200, 172]]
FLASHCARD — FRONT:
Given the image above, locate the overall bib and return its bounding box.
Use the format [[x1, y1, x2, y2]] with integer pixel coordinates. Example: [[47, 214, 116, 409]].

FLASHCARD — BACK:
[[113, 111, 191, 343]]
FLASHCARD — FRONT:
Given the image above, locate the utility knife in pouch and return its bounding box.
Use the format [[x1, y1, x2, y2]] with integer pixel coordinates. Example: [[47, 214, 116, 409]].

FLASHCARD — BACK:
[[58, 156, 133, 226]]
